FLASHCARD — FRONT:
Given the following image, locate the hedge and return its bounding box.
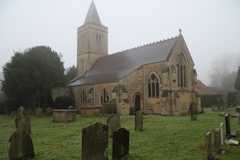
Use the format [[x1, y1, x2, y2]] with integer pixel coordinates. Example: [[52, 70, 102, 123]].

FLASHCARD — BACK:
[[200, 94, 222, 107]]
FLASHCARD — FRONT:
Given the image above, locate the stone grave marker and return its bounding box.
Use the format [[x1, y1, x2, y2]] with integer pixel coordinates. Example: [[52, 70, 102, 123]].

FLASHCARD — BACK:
[[220, 123, 225, 145], [135, 111, 143, 131], [27, 107, 34, 115], [236, 106, 240, 125], [35, 107, 43, 117], [190, 102, 197, 121], [225, 114, 237, 138], [82, 122, 108, 160], [45, 107, 53, 116], [17, 106, 26, 117], [15, 114, 31, 134], [107, 114, 121, 137], [205, 132, 213, 160], [214, 129, 221, 153], [217, 98, 220, 110], [11, 111, 17, 117], [112, 128, 129, 159], [8, 129, 35, 159]]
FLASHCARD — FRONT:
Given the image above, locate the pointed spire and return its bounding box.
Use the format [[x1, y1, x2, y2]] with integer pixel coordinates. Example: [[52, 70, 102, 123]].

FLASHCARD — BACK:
[[84, 1, 102, 25]]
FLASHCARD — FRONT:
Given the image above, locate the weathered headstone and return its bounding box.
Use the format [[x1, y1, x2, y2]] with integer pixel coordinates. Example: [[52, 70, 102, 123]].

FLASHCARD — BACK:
[[35, 107, 43, 117], [220, 123, 225, 145], [27, 107, 34, 115], [224, 114, 237, 138], [8, 129, 35, 159], [214, 129, 221, 153], [135, 111, 143, 131], [112, 128, 129, 159], [15, 115, 31, 134], [190, 102, 197, 121], [82, 122, 108, 160], [17, 106, 26, 117], [205, 132, 212, 160], [107, 114, 121, 137], [11, 111, 17, 117], [45, 107, 53, 116]]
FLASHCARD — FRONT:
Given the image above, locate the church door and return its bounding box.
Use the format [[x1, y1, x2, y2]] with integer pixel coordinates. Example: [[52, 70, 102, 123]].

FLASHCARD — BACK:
[[135, 95, 140, 112]]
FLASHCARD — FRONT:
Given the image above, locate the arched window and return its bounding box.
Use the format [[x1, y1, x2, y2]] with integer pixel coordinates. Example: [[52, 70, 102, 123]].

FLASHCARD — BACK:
[[177, 52, 187, 87], [81, 89, 87, 103], [148, 73, 160, 97], [101, 88, 109, 103]]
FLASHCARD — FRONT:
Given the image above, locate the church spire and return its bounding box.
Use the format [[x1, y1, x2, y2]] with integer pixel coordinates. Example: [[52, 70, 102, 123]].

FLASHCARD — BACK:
[[84, 1, 102, 25]]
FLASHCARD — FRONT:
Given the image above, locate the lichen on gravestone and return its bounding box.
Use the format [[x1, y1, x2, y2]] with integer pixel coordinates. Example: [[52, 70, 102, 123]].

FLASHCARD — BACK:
[[107, 114, 121, 137], [17, 106, 26, 118], [15, 114, 31, 134], [135, 111, 143, 131]]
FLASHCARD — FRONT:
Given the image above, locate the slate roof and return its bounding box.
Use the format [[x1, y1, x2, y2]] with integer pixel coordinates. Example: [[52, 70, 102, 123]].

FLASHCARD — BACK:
[[84, 1, 102, 26], [67, 36, 178, 86], [197, 80, 218, 95]]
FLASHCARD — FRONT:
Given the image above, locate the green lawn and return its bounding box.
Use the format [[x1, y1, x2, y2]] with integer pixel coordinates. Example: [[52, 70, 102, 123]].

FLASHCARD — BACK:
[[0, 108, 240, 160]]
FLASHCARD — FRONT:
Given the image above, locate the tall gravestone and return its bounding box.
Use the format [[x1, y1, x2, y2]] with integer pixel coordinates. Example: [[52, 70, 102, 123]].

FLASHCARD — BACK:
[[190, 102, 197, 121], [214, 129, 221, 153], [205, 132, 212, 160], [225, 114, 231, 139], [17, 106, 26, 117], [82, 122, 108, 160], [135, 111, 143, 131], [217, 98, 220, 110], [35, 107, 43, 117], [220, 123, 225, 145], [8, 129, 35, 160], [107, 114, 121, 137], [112, 128, 129, 159], [15, 114, 31, 134]]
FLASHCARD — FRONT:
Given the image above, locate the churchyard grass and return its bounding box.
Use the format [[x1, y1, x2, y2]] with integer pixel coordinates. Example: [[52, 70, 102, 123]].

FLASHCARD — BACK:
[[0, 107, 240, 160]]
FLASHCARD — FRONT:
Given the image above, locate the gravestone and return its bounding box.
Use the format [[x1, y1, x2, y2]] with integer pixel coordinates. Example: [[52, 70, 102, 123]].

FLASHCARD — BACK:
[[27, 107, 34, 115], [107, 114, 121, 137], [135, 111, 143, 131], [11, 111, 17, 117], [112, 128, 129, 159], [17, 106, 26, 117], [217, 98, 220, 110], [190, 102, 197, 121], [205, 132, 212, 160], [82, 122, 108, 160], [225, 114, 237, 139], [45, 107, 53, 116], [220, 123, 225, 145], [214, 129, 221, 153], [35, 107, 43, 117], [8, 129, 35, 159], [15, 115, 31, 134]]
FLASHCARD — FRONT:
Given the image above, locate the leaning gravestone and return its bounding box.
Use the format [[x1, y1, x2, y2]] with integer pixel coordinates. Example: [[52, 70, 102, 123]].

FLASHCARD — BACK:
[[214, 129, 221, 153], [35, 107, 43, 117], [17, 106, 26, 117], [107, 114, 121, 137], [27, 107, 34, 115], [45, 107, 53, 116], [220, 123, 225, 145], [112, 128, 129, 159], [82, 122, 108, 160], [135, 111, 143, 131], [190, 102, 197, 121], [205, 132, 213, 160], [8, 129, 35, 159], [15, 114, 31, 134]]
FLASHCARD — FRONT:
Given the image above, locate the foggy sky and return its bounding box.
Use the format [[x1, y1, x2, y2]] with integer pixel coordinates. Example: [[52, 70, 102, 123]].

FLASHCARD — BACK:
[[0, 0, 240, 85]]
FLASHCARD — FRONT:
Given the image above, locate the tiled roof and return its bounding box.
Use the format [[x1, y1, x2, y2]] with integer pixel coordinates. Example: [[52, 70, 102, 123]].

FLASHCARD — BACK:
[[84, 1, 102, 26], [197, 80, 218, 95], [67, 36, 178, 86]]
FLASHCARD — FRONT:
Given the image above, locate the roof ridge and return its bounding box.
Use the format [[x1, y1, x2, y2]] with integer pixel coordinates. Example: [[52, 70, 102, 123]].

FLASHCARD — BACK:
[[110, 36, 178, 55]]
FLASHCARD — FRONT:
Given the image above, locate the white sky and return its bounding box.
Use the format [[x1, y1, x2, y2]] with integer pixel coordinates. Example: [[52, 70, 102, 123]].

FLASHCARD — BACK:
[[0, 0, 240, 85]]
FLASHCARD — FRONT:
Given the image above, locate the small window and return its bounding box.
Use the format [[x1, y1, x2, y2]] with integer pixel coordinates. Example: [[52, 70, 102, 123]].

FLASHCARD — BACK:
[[101, 88, 109, 103], [96, 34, 102, 42]]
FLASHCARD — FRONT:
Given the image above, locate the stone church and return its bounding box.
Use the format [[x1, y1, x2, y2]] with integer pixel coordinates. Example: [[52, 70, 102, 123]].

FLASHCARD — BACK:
[[63, 1, 200, 115]]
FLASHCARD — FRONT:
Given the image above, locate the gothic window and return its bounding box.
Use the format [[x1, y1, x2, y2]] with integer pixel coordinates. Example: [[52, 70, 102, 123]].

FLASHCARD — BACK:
[[101, 88, 109, 103], [81, 89, 87, 103], [177, 52, 187, 87], [148, 73, 160, 97], [96, 34, 101, 42]]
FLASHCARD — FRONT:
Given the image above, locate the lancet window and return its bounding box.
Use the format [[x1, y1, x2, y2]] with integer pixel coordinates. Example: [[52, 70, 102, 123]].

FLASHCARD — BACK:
[[101, 88, 109, 103], [177, 52, 187, 87], [148, 73, 160, 97], [81, 89, 87, 103]]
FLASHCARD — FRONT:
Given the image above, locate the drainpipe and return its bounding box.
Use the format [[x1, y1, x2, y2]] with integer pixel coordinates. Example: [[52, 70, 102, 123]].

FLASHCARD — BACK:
[[94, 84, 96, 106], [75, 86, 77, 109], [143, 64, 146, 114]]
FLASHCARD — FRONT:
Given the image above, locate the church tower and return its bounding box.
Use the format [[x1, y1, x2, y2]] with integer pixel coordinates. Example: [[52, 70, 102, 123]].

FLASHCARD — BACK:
[[77, 1, 108, 77]]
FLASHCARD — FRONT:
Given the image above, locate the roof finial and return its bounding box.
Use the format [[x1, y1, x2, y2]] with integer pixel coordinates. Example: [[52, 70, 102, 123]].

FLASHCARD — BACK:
[[179, 28, 182, 34]]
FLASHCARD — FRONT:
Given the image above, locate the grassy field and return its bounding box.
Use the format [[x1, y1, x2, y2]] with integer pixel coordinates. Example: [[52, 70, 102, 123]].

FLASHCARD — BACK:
[[0, 107, 240, 160]]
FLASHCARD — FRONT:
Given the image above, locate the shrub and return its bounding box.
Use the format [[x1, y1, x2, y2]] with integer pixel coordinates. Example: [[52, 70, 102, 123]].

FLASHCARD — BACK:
[[227, 91, 238, 106], [200, 94, 222, 107], [54, 95, 74, 109]]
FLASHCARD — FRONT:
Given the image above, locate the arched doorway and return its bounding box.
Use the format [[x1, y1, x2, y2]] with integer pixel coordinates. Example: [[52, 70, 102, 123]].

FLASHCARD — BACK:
[[135, 95, 140, 112]]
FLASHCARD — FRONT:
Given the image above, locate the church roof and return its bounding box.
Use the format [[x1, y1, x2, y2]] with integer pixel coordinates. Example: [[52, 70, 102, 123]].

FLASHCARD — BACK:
[[84, 1, 102, 25], [197, 80, 218, 95], [67, 36, 178, 86]]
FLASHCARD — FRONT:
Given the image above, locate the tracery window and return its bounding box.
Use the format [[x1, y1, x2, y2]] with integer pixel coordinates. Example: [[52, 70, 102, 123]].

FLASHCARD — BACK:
[[81, 89, 87, 103], [178, 52, 187, 87], [101, 88, 109, 103], [148, 73, 160, 97]]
